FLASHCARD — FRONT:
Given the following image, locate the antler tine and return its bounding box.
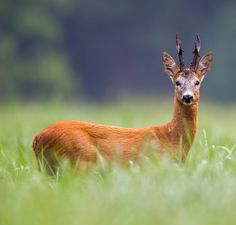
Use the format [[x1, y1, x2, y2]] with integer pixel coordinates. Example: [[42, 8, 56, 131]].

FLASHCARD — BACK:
[[176, 33, 185, 69], [190, 34, 201, 70]]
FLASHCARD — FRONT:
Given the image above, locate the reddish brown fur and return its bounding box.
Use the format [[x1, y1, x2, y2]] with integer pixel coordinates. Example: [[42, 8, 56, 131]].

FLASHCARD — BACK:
[[32, 36, 213, 172], [32, 97, 198, 171]]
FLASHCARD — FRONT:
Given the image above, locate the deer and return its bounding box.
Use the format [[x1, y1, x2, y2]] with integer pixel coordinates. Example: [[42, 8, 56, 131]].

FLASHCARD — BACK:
[[32, 34, 213, 173]]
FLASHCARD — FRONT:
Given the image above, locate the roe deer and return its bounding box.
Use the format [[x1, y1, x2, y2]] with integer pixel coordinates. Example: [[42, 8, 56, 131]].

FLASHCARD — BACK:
[[32, 34, 213, 172]]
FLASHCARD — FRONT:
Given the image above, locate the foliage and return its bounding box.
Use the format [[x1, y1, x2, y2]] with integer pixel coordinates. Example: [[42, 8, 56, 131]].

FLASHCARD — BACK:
[[0, 100, 236, 225], [1, 0, 236, 100], [0, 0, 76, 100]]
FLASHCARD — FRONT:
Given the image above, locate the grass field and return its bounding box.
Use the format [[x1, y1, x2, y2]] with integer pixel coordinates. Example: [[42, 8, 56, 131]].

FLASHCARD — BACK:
[[0, 100, 236, 225]]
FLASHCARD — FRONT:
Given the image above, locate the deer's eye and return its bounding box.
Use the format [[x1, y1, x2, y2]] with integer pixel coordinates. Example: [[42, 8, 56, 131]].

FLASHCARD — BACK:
[[175, 81, 181, 86], [195, 81, 200, 86]]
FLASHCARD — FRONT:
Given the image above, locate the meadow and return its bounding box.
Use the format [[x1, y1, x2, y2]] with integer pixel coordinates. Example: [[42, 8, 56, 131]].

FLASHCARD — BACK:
[[0, 100, 236, 225]]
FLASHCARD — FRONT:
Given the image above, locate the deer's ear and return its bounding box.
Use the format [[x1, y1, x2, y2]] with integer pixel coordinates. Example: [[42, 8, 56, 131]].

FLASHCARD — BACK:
[[196, 52, 213, 77], [162, 52, 179, 77]]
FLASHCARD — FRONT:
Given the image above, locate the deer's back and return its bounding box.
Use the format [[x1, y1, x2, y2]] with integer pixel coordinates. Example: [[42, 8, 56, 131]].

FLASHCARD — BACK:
[[32, 121, 155, 163]]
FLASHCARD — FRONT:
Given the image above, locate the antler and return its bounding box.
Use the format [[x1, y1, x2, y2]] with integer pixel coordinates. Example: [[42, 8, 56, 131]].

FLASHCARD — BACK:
[[176, 33, 185, 70], [190, 34, 201, 70]]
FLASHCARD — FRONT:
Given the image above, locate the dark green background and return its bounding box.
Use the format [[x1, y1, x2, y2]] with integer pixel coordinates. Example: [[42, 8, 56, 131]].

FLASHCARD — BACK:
[[0, 0, 235, 102]]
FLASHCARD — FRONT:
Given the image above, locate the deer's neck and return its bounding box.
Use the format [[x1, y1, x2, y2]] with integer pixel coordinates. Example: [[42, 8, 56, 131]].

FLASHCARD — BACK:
[[171, 97, 198, 145], [155, 97, 198, 155]]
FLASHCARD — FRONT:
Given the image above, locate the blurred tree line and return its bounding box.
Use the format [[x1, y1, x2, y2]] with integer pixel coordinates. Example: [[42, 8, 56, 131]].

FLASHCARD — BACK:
[[0, 0, 236, 102]]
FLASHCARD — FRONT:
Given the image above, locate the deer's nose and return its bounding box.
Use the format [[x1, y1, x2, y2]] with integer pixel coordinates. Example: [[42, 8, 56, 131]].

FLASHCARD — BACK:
[[182, 95, 193, 103]]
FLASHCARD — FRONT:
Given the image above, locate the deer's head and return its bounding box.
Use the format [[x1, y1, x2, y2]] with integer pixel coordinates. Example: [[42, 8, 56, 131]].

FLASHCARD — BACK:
[[162, 34, 213, 106]]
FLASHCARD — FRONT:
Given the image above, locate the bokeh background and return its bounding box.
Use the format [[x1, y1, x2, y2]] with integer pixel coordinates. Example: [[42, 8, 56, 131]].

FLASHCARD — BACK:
[[1, 0, 236, 102]]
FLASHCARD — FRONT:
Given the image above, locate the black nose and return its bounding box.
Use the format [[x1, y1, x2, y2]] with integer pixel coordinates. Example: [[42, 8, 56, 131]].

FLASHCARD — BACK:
[[182, 95, 193, 103]]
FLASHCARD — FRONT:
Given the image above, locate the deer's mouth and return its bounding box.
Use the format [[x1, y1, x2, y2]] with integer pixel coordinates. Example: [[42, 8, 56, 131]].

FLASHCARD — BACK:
[[182, 100, 193, 106]]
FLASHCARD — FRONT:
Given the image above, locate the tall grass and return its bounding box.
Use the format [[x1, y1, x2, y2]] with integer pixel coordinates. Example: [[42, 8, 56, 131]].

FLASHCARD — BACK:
[[0, 100, 236, 225]]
